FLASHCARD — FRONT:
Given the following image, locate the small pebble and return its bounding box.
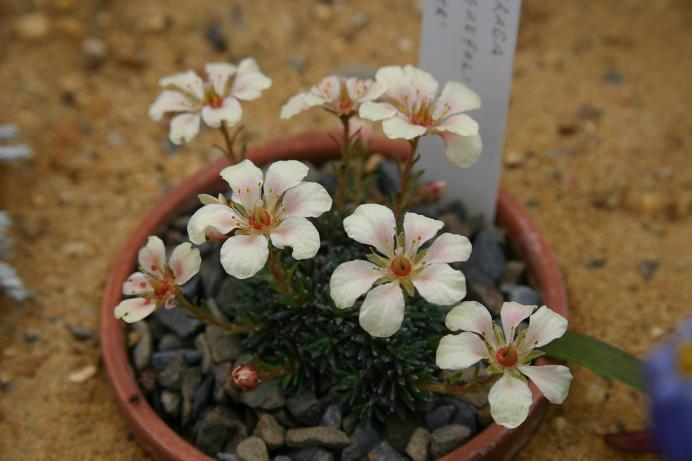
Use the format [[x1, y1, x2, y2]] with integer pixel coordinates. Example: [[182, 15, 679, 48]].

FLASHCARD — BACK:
[[68, 364, 98, 383], [67, 323, 94, 341], [15, 13, 50, 40]]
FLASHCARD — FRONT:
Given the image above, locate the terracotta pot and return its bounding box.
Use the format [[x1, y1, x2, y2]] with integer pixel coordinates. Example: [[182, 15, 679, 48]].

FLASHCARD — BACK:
[[100, 132, 568, 461]]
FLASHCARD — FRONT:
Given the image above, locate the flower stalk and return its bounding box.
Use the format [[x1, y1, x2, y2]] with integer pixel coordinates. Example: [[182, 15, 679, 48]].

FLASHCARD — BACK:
[[394, 138, 420, 223], [174, 291, 252, 334], [335, 115, 352, 212]]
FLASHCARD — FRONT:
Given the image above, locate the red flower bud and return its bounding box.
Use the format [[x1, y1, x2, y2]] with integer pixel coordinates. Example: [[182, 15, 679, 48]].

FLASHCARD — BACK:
[[231, 364, 260, 390]]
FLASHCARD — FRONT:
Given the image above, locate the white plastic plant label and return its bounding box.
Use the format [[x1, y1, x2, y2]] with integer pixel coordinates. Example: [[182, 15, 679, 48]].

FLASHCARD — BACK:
[[419, 0, 522, 220]]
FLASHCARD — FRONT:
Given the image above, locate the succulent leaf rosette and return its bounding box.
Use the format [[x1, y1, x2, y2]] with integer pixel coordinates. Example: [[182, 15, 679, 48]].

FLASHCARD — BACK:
[[115, 58, 574, 430]]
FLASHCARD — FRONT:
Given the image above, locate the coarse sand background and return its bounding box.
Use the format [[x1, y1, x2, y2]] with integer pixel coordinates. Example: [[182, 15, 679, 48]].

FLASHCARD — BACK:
[[1, 0, 691, 459]]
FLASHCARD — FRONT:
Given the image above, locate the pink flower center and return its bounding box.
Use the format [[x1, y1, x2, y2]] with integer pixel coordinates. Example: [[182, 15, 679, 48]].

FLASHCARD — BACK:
[[495, 346, 519, 368], [248, 208, 273, 231], [389, 255, 413, 277], [409, 100, 435, 128], [204, 87, 224, 108]]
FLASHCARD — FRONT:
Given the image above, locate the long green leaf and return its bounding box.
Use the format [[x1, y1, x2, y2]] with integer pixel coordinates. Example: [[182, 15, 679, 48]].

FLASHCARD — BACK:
[[541, 331, 647, 393]]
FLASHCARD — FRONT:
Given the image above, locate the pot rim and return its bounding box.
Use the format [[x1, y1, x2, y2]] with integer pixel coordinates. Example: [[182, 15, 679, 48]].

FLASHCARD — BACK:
[[100, 131, 568, 461]]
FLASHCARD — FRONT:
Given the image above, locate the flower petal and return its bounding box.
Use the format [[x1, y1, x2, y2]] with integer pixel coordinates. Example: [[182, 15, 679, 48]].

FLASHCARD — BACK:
[[220, 234, 269, 279], [445, 301, 494, 337], [382, 116, 427, 140], [138, 236, 166, 276], [263, 160, 309, 210], [433, 81, 481, 119], [281, 182, 332, 218], [343, 203, 396, 257], [169, 112, 201, 145], [440, 132, 482, 168], [205, 62, 237, 96], [149, 90, 196, 121], [412, 263, 466, 306], [114, 298, 156, 323], [436, 113, 479, 137], [488, 373, 533, 429], [518, 365, 573, 405], [312, 75, 340, 101], [500, 302, 536, 345], [231, 58, 272, 100], [270, 216, 320, 260], [220, 159, 264, 211], [359, 281, 405, 338], [422, 233, 472, 265], [436, 332, 489, 370], [403, 212, 443, 256], [201, 97, 242, 128], [169, 242, 201, 285], [122, 272, 153, 296], [280, 92, 310, 119], [329, 260, 381, 309], [160, 70, 204, 100], [520, 306, 568, 352], [358, 101, 398, 121], [404, 65, 439, 100], [187, 204, 241, 245]]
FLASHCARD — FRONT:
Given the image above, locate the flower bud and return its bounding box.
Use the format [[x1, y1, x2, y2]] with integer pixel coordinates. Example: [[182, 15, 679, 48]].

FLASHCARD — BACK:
[[231, 364, 260, 390], [414, 180, 447, 204]]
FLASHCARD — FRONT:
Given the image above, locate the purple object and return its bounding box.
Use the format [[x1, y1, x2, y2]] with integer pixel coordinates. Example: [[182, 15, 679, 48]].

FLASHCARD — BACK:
[[645, 321, 692, 461]]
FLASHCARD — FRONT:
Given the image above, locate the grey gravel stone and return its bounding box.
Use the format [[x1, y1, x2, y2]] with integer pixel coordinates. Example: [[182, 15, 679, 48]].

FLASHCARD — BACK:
[[195, 406, 246, 456], [194, 332, 213, 373], [157, 350, 186, 389], [218, 454, 241, 461], [207, 326, 242, 363], [200, 248, 224, 298], [430, 424, 472, 459], [192, 374, 214, 421], [440, 397, 478, 434], [290, 447, 334, 461], [151, 349, 202, 369], [368, 441, 406, 461], [160, 390, 180, 417], [384, 416, 417, 452], [153, 307, 203, 338], [132, 321, 152, 371], [254, 413, 286, 450], [424, 404, 455, 432], [236, 436, 269, 461], [158, 333, 182, 351], [405, 427, 430, 461], [285, 426, 350, 449], [212, 362, 231, 402], [500, 283, 542, 306], [320, 404, 342, 428], [464, 229, 505, 281], [342, 423, 380, 461], [286, 391, 321, 425], [272, 456, 292, 461], [181, 367, 202, 425], [239, 380, 286, 410]]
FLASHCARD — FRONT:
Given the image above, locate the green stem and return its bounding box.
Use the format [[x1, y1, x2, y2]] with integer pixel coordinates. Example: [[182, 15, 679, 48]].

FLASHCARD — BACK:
[[219, 122, 237, 163], [174, 291, 252, 334], [394, 138, 420, 223], [266, 248, 295, 299], [335, 115, 351, 212]]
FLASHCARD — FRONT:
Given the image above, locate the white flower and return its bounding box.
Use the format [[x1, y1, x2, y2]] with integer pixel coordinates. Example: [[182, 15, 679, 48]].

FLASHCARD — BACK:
[[359, 65, 482, 167], [114, 236, 201, 323], [329, 203, 471, 338], [149, 58, 272, 144], [436, 301, 573, 428], [280, 76, 385, 119], [187, 159, 332, 279]]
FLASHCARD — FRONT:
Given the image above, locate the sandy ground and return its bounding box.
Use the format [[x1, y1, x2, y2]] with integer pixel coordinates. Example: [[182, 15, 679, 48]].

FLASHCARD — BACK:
[[1, 0, 691, 460]]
